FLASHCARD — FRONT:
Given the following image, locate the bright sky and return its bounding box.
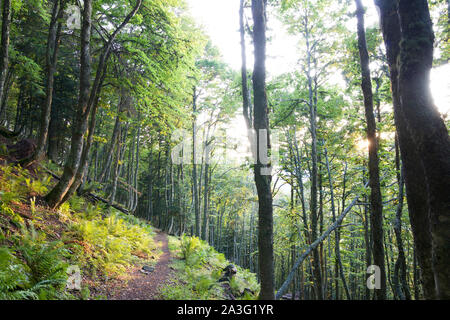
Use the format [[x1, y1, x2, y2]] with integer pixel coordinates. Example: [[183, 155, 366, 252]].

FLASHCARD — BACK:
[[186, 0, 448, 198], [186, 0, 449, 117]]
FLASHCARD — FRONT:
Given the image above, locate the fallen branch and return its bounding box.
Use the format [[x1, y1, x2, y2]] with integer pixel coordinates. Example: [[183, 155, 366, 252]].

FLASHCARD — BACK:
[[275, 181, 369, 300], [85, 192, 130, 215]]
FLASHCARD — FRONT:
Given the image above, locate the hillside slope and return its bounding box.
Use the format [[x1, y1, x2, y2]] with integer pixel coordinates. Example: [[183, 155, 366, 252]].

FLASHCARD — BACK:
[[0, 150, 259, 300]]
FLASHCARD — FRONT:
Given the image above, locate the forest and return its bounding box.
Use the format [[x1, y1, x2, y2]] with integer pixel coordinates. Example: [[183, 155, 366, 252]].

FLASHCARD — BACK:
[[0, 0, 449, 301]]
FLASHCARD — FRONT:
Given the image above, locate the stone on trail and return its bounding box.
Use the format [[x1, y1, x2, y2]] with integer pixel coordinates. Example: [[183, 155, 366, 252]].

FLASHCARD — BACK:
[[140, 265, 155, 274]]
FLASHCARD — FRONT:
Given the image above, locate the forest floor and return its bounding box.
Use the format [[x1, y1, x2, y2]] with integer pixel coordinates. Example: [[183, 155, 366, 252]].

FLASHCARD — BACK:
[[107, 230, 175, 300]]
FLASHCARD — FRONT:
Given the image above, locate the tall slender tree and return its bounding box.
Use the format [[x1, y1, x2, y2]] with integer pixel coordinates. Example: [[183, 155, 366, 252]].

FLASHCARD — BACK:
[[251, 0, 275, 300], [0, 0, 11, 121], [27, 0, 65, 165], [355, 0, 386, 300]]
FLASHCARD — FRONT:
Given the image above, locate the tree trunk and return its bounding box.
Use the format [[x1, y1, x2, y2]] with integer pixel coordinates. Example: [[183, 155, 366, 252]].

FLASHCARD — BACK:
[[392, 135, 411, 300], [325, 148, 351, 300], [251, 0, 275, 300], [201, 161, 209, 241], [30, 0, 65, 164], [0, 0, 11, 120], [355, 0, 386, 299], [98, 95, 128, 182], [45, 0, 93, 209], [375, 0, 436, 299], [192, 87, 200, 237], [396, 0, 450, 300], [109, 128, 123, 207], [240, 0, 252, 129]]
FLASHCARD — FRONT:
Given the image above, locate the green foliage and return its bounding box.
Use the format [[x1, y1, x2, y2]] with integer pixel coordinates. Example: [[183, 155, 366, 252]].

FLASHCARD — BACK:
[[25, 177, 49, 195], [65, 212, 157, 277], [0, 227, 69, 300], [180, 234, 201, 265], [162, 235, 259, 300], [0, 247, 35, 300]]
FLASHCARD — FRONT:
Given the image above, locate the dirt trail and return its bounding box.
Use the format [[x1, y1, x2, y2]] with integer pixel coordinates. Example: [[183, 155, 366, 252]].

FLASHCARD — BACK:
[[109, 231, 173, 300]]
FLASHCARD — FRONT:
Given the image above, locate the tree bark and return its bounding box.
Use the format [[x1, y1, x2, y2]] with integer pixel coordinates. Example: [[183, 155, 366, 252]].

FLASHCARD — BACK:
[[98, 95, 128, 182], [251, 0, 275, 300], [29, 0, 65, 165], [374, 0, 436, 299], [355, 0, 386, 299], [45, 0, 93, 208], [240, 0, 252, 129], [396, 0, 450, 300], [192, 87, 200, 237], [0, 0, 11, 120]]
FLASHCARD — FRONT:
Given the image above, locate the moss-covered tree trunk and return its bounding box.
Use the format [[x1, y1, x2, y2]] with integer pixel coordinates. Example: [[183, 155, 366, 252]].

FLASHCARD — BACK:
[[397, 0, 450, 299], [376, 0, 450, 299], [45, 0, 93, 209]]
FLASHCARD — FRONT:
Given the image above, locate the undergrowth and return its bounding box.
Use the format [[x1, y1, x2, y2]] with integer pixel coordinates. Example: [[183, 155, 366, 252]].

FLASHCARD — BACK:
[[0, 163, 159, 300], [161, 235, 259, 300]]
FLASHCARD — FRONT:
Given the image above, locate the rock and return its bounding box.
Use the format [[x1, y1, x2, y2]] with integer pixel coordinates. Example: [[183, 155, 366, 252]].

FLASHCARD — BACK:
[[140, 265, 155, 274], [219, 264, 237, 282]]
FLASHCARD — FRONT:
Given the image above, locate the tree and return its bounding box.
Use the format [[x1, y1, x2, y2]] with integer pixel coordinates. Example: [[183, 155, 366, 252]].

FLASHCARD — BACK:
[[355, 0, 386, 299], [251, 0, 275, 300], [375, 0, 450, 299], [45, 0, 143, 208], [0, 0, 11, 120], [27, 0, 65, 165], [45, 0, 94, 208], [396, 0, 450, 299]]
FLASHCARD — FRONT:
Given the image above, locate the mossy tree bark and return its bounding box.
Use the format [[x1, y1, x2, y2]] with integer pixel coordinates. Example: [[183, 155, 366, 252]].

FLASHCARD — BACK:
[[376, 0, 450, 299], [396, 0, 450, 299]]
